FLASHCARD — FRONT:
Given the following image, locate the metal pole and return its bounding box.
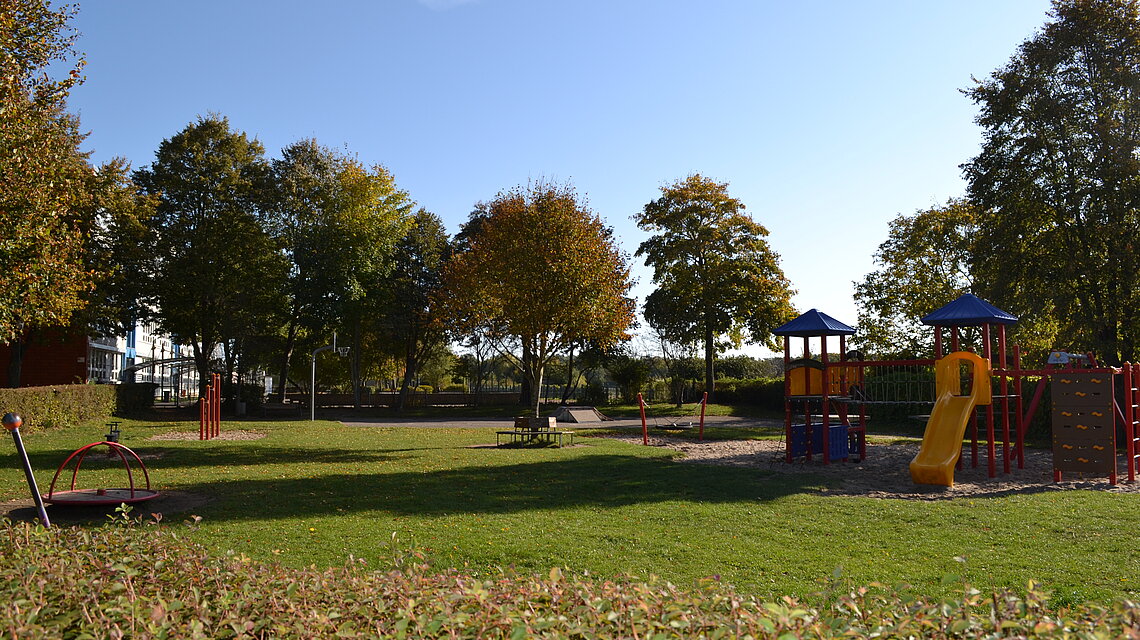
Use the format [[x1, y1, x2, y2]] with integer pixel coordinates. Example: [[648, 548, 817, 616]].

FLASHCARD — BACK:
[[4, 413, 49, 527]]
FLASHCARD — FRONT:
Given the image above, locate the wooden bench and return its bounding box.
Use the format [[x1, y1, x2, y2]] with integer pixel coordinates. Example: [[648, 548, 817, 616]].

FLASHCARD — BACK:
[[496, 417, 575, 447]]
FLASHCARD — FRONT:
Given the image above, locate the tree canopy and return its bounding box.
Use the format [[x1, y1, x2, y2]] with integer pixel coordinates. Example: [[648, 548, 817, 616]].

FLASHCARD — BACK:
[[134, 115, 284, 392], [0, 0, 93, 343], [964, 0, 1140, 363], [440, 182, 635, 417], [853, 200, 978, 357], [635, 174, 795, 400]]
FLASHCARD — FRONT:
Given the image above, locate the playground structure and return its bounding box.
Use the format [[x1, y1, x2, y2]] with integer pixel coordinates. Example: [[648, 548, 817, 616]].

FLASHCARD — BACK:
[[45, 440, 158, 506], [200, 372, 221, 440], [778, 294, 1140, 486]]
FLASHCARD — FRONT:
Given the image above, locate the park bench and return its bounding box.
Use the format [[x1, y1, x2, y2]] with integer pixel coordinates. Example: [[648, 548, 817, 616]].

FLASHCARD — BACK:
[[496, 416, 575, 447]]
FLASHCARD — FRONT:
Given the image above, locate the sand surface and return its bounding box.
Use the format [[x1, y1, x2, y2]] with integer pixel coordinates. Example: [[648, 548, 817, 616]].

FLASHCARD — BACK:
[[605, 434, 1139, 500]]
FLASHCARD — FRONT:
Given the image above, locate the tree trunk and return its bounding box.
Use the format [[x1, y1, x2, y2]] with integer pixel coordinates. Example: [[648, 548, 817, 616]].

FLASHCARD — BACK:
[[352, 318, 362, 409], [560, 344, 576, 405], [529, 366, 544, 418], [275, 319, 299, 403], [6, 334, 25, 388], [704, 325, 715, 403], [396, 363, 416, 412]]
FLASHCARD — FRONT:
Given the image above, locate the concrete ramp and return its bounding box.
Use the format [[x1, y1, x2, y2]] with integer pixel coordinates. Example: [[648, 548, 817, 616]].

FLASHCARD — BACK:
[[549, 405, 610, 423]]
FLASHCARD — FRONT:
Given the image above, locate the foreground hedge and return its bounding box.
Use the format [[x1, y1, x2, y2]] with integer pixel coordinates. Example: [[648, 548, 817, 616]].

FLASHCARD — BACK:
[[2, 520, 1139, 638], [0, 385, 116, 433]]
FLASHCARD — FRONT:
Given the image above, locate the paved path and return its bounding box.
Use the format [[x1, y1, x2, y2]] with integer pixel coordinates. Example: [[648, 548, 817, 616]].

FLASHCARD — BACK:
[[337, 414, 777, 430]]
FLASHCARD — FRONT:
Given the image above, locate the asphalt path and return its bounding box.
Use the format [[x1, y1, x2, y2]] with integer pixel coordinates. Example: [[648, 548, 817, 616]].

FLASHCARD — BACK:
[[336, 414, 773, 431]]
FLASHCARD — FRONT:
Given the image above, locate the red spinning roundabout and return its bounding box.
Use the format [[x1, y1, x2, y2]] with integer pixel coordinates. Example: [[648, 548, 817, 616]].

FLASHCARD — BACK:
[[45, 441, 159, 506]]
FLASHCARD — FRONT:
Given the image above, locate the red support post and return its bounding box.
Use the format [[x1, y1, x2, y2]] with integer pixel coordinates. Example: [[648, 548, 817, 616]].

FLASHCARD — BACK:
[[698, 392, 707, 441], [983, 323, 996, 478], [1014, 345, 1025, 469], [821, 336, 830, 465], [784, 336, 792, 463], [638, 392, 648, 446], [999, 325, 1010, 475], [199, 387, 207, 441], [213, 373, 221, 438], [1127, 364, 1135, 483]]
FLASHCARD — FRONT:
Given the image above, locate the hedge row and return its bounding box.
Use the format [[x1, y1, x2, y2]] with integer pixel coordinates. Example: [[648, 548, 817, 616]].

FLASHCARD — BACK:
[[3, 519, 1137, 639], [0, 385, 118, 433], [712, 377, 785, 409]]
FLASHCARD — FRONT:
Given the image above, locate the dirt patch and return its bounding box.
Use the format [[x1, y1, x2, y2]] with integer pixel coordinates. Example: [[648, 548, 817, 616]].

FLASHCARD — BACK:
[[148, 430, 266, 441], [0, 490, 212, 525], [604, 435, 1140, 500]]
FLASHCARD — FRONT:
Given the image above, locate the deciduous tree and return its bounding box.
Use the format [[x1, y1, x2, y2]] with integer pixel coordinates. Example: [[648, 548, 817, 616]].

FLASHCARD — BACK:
[[134, 115, 283, 394], [440, 182, 635, 417], [0, 0, 97, 383], [636, 174, 795, 401], [964, 0, 1140, 363], [853, 200, 977, 357], [377, 208, 451, 410]]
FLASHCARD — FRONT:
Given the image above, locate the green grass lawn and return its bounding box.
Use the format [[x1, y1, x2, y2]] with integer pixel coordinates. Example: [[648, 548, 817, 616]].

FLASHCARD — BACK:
[[2, 417, 1138, 606]]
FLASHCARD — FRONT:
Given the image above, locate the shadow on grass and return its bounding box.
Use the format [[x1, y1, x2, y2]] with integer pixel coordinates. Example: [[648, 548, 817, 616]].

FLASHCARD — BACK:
[[170, 454, 834, 523], [10, 445, 404, 471]]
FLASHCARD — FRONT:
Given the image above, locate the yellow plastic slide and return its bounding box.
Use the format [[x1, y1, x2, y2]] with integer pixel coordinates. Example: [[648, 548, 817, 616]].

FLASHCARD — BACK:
[[909, 351, 992, 486]]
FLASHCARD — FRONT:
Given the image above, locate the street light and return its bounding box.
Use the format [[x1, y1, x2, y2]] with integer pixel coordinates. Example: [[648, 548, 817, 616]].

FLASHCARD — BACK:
[[310, 333, 350, 421]]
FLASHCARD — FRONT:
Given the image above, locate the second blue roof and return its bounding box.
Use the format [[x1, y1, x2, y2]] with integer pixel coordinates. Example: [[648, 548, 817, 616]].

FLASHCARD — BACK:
[[773, 309, 856, 337], [920, 293, 1017, 326]]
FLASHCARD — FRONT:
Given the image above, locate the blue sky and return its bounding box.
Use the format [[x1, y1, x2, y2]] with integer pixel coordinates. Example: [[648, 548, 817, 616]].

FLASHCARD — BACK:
[[68, 0, 1052, 354]]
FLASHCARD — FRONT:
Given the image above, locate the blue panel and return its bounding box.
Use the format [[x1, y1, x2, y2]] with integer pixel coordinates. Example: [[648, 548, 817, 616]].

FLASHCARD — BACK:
[[773, 309, 856, 337], [920, 293, 1017, 326], [789, 423, 849, 460]]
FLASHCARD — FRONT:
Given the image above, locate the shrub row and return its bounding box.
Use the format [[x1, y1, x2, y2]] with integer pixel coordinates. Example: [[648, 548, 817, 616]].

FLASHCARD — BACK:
[[712, 377, 785, 409], [4, 519, 1137, 639], [0, 384, 119, 433]]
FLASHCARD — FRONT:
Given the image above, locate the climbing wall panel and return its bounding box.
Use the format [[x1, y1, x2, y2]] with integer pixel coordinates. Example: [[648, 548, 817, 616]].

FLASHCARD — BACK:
[[1051, 374, 1115, 475]]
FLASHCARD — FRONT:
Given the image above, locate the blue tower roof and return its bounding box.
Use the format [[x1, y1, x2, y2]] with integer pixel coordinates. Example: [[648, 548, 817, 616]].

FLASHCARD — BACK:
[[920, 293, 1017, 326], [773, 309, 856, 337]]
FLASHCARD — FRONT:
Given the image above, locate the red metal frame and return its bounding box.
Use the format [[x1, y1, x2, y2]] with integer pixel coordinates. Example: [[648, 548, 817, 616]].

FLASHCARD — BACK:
[[200, 373, 222, 440], [46, 441, 157, 505]]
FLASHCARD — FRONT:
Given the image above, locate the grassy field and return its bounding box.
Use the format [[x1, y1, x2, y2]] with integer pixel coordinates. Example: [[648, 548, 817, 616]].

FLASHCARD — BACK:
[[1, 415, 1138, 606]]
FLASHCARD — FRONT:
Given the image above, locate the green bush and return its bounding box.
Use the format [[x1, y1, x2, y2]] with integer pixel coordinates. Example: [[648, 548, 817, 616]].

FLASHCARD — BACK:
[[712, 377, 784, 409], [0, 384, 116, 433], [415, 384, 434, 394], [1, 519, 1138, 639]]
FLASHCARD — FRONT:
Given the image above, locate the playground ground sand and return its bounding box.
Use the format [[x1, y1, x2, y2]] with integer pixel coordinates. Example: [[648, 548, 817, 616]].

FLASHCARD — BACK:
[[606, 435, 1140, 500]]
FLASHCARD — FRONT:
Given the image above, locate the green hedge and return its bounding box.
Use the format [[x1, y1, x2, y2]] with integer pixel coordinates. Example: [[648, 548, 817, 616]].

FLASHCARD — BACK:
[[2, 519, 1138, 638], [712, 377, 785, 409], [0, 384, 117, 433]]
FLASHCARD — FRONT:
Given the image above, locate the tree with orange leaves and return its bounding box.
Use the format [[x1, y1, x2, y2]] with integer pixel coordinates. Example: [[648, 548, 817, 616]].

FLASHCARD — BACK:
[[441, 182, 635, 417]]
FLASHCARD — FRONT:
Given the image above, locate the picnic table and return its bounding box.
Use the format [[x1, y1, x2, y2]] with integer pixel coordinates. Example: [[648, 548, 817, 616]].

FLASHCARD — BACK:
[[496, 417, 574, 447]]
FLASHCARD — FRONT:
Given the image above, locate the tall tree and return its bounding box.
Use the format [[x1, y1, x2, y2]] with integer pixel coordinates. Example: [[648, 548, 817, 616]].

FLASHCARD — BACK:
[[440, 181, 635, 417], [0, 0, 98, 384], [267, 139, 344, 402], [964, 0, 1140, 363], [266, 141, 413, 403], [853, 200, 978, 357], [134, 115, 283, 394], [334, 158, 415, 405], [636, 174, 795, 401], [379, 208, 451, 411]]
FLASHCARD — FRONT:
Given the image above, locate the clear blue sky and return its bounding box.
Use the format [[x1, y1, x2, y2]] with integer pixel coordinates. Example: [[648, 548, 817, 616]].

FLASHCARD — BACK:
[[68, 0, 1052, 354]]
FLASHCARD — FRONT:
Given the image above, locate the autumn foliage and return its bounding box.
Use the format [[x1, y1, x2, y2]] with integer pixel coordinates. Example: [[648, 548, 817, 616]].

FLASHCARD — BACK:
[[440, 182, 634, 416]]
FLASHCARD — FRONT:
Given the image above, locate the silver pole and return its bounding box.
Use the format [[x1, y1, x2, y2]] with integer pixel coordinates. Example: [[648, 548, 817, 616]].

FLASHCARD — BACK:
[[4, 413, 49, 527]]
